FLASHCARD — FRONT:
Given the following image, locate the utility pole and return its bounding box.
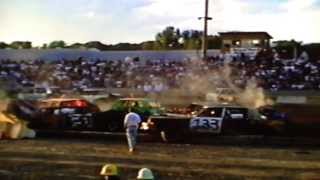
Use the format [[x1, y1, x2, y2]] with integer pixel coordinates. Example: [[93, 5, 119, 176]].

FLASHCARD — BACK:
[[199, 0, 212, 60]]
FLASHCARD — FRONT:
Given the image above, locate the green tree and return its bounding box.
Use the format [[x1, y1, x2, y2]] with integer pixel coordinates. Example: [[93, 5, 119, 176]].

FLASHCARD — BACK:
[[48, 40, 66, 49], [10, 42, 21, 49], [0, 42, 8, 49], [155, 26, 180, 50], [111, 43, 141, 50], [141, 41, 155, 50], [183, 39, 200, 50], [68, 43, 83, 49], [153, 40, 163, 50], [302, 43, 320, 61], [182, 30, 190, 40], [85, 41, 109, 50], [181, 30, 202, 50], [190, 30, 202, 39], [41, 43, 48, 49], [207, 35, 222, 49], [10, 41, 32, 49], [23, 41, 32, 49], [273, 39, 302, 59]]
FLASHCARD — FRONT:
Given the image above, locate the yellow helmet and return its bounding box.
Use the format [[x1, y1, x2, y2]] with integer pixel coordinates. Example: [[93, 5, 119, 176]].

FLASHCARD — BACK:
[[100, 164, 119, 176], [137, 168, 154, 180]]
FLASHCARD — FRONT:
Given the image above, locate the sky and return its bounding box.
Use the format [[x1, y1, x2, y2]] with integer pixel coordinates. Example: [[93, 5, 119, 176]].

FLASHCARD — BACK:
[[0, 0, 320, 46]]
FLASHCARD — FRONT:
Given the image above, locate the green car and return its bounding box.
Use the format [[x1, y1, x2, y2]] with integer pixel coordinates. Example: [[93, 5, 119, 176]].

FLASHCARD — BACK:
[[93, 98, 165, 132], [111, 98, 164, 116]]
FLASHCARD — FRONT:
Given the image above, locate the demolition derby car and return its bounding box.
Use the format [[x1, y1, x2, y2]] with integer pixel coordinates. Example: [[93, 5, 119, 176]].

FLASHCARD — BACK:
[[94, 98, 165, 132], [7, 98, 100, 130], [7, 97, 164, 132], [141, 103, 288, 142]]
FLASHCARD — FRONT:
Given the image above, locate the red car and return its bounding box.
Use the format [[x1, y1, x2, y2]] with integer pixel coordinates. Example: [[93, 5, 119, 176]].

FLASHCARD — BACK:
[[8, 98, 100, 130]]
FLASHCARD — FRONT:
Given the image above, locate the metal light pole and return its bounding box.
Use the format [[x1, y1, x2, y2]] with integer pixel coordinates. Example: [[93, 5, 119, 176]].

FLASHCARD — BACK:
[[199, 0, 212, 60]]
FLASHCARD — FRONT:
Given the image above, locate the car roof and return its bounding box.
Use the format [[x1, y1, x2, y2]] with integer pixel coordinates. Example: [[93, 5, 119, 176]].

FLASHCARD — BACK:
[[81, 88, 106, 91], [205, 105, 247, 109], [40, 98, 87, 102], [37, 98, 91, 109], [119, 98, 151, 101], [191, 102, 246, 109]]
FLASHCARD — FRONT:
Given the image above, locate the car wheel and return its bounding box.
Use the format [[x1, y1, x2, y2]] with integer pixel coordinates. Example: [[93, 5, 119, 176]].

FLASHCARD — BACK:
[[160, 131, 168, 142], [160, 130, 181, 143]]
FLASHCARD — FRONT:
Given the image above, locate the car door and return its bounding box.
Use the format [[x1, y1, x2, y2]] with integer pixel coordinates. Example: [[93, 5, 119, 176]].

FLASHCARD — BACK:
[[189, 107, 224, 134], [223, 108, 249, 133]]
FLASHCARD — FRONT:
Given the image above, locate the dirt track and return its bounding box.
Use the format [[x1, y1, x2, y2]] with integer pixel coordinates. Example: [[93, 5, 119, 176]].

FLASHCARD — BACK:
[[1, 136, 320, 180]]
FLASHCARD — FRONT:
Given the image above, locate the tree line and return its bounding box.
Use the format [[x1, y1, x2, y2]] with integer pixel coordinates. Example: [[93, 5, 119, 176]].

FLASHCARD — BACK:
[[0, 26, 222, 51], [0, 26, 319, 61]]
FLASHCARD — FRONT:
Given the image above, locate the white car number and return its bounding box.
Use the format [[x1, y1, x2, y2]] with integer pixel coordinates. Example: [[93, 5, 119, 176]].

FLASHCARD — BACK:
[[189, 117, 222, 133]]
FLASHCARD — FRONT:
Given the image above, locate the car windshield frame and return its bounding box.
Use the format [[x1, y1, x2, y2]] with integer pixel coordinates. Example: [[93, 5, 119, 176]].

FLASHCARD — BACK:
[[198, 107, 224, 118]]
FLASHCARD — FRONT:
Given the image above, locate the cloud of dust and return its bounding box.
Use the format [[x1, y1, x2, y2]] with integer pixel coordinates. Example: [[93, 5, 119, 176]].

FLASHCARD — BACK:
[[95, 101, 114, 111], [216, 63, 273, 108], [236, 79, 274, 109], [155, 59, 273, 109]]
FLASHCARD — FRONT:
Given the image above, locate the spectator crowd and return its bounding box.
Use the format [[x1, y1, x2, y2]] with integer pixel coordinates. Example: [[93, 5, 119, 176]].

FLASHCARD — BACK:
[[0, 49, 319, 93]]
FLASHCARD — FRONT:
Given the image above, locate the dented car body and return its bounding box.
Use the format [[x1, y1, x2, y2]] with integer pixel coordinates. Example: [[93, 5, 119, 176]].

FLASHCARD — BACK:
[[142, 103, 285, 142], [8, 98, 100, 130]]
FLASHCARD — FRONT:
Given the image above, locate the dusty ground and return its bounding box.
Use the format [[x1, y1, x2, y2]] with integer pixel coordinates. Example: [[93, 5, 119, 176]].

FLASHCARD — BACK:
[[1, 135, 320, 180], [2, 97, 320, 180]]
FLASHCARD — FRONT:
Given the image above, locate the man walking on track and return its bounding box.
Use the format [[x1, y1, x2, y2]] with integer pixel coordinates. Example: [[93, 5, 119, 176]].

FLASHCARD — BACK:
[[124, 108, 141, 152]]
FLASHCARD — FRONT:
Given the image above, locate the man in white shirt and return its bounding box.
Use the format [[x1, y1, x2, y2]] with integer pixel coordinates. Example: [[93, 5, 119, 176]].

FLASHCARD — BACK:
[[123, 109, 141, 152]]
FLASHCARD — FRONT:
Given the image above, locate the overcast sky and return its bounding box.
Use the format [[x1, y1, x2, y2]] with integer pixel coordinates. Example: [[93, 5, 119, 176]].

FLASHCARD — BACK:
[[1, 0, 319, 46]]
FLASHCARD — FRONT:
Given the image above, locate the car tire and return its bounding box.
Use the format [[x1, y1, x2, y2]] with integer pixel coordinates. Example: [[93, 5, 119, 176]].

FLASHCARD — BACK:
[[160, 131, 168, 142], [160, 130, 181, 143]]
